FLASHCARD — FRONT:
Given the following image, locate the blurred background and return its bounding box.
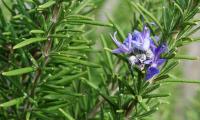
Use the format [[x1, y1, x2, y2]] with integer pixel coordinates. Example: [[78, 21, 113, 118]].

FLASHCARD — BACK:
[[1, 0, 200, 119]]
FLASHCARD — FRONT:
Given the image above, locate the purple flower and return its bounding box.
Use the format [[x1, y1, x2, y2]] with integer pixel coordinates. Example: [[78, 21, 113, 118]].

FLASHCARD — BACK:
[[131, 26, 151, 51], [146, 44, 167, 80], [111, 25, 167, 80], [128, 49, 154, 70], [111, 32, 133, 54], [111, 26, 151, 54]]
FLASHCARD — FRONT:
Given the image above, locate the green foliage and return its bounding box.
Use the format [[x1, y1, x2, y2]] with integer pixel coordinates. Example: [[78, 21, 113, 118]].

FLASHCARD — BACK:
[[0, 0, 111, 119], [0, 0, 200, 120]]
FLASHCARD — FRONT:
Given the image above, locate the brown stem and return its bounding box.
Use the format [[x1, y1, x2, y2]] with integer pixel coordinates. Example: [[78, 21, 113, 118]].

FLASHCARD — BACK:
[[124, 101, 136, 120], [88, 82, 118, 119], [88, 62, 122, 118], [23, 4, 62, 118]]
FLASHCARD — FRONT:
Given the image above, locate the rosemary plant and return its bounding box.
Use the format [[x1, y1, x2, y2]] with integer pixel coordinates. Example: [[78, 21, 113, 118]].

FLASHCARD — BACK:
[[0, 0, 200, 120]]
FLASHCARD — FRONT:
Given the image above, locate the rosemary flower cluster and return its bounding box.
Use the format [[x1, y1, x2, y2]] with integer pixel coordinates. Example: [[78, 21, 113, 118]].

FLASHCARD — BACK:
[[111, 25, 167, 80]]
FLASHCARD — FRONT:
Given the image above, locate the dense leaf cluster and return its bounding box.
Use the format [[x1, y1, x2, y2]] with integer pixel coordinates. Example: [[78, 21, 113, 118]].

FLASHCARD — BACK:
[[0, 0, 200, 120]]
